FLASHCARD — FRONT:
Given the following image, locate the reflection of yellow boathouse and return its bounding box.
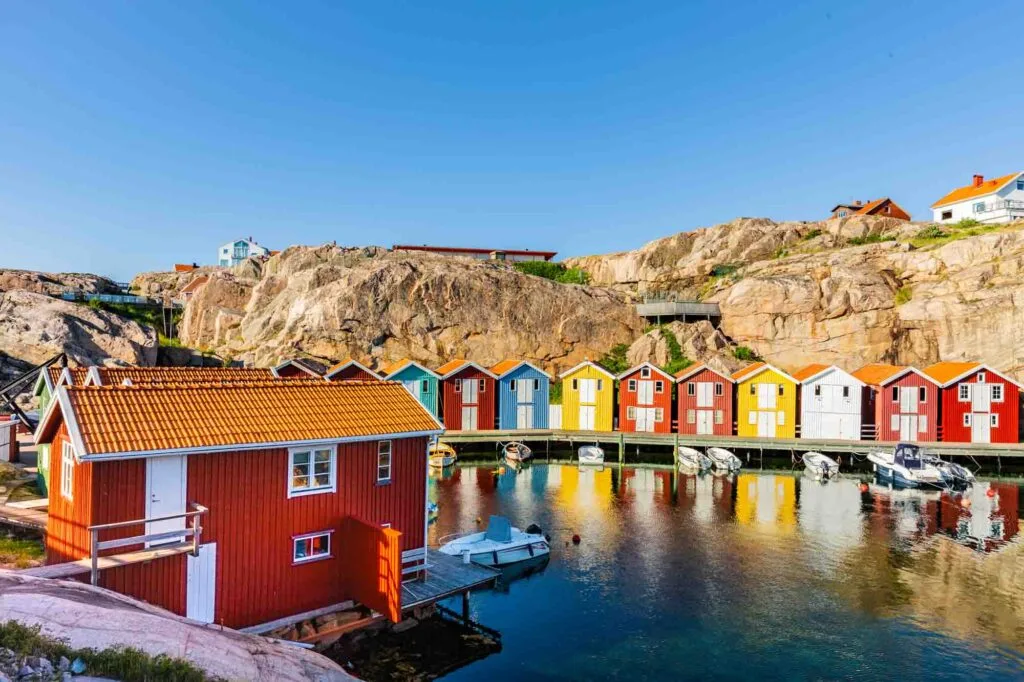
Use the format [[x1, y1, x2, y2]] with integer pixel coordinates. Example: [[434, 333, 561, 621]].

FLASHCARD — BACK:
[[734, 474, 797, 533], [555, 464, 614, 513]]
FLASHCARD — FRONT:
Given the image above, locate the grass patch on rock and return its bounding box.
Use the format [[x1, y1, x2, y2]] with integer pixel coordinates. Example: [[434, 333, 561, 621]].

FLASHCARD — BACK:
[[894, 286, 913, 306], [847, 233, 895, 246], [512, 261, 590, 285], [732, 346, 760, 362], [0, 534, 44, 569]]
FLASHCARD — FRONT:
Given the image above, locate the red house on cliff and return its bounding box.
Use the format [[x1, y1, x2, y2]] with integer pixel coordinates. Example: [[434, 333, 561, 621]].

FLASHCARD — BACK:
[[34, 380, 444, 630], [674, 364, 734, 436], [437, 360, 496, 431], [617, 363, 673, 433], [851, 364, 940, 442], [324, 359, 382, 382], [923, 362, 1021, 444]]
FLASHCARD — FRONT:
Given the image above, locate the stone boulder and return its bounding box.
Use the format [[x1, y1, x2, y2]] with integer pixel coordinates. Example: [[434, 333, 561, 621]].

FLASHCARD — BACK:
[[0, 270, 121, 296], [626, 321, 742, 375]]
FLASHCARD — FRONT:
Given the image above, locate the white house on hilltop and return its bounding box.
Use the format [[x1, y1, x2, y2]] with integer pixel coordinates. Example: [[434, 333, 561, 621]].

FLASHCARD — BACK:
[[931, 171, 1024, 224], [218, 237, 270, 266]]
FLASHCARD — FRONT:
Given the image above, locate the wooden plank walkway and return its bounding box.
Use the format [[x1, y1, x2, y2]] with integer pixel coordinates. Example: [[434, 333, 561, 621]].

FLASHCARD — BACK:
[[440, 429, 1024, 459], [402, 549, 498, 610], [20, 543, 194, 579], [0, 503, 47, 531]]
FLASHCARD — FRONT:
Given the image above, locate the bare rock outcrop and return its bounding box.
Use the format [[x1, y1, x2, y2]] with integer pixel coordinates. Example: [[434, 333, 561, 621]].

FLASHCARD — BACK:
[[626, 321, 742, 375], [178, 245, 644, 372], [0, 270, 120, 297]]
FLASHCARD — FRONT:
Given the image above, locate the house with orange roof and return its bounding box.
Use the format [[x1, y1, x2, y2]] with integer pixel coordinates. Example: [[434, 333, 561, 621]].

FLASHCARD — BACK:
[[794, 364, 864, 440], [617, 363, 674, 434], [490, 360, 551, 430], [437, 360, 496, 431], [380, 359, 440, 418], [852, 364, 940, 443], [177, 275, 209, 303], [674, 364, 734, 436], [33, 380, 444, 629], [922, 361, 1020, 444], [324, 358, 381, 382], [830, 197, 910, 221], [733, 362, 798, 439], [931, 172, 1024, 224]]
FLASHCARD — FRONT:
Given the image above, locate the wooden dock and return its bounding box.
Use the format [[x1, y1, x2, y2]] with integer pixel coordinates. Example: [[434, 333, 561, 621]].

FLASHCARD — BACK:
[[440, 429, 1024, 461], [402, 549, 499, 611]]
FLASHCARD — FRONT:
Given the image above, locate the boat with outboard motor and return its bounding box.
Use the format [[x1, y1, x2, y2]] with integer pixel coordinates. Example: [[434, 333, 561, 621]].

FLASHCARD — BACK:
[[867, 443, 945, 488], [578, 445, 605, 466], [429, 441, 457, 468], [438, 515, 550, 567], [707, 447, 742, 472], [677, 446, 712, 473], [802, 451, 839, 480], [502, 441, 532, 462], [924, 455, 976, 489]]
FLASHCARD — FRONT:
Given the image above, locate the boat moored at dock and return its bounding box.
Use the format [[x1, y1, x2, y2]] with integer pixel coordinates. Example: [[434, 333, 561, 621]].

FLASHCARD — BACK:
[[868, 443, 945, 488], [578, 445, 605, 466], [677, 446, 712, 472], [802, 451, 839, 479], [502, 441, 532, 462], [707, 447, 742, 472], [439, 515, 550, 567], [429, 441, 458, 468]]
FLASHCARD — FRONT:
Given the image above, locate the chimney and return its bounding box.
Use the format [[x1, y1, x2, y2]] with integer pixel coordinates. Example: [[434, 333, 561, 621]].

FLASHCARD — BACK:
[[973, 174, 984, 187], [854, 200, 862, 206]]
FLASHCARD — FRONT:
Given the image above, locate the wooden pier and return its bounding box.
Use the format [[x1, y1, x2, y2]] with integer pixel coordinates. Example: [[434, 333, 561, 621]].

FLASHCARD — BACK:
[[402, 549, 499, 614]]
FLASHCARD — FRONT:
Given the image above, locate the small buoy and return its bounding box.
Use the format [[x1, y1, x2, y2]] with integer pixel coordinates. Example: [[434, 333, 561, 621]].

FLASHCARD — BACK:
[[859, 483, 869, 493], [960, 497, 972, 508], [572, 534, 581, 545], [475, 516, 482, 524], [986, 488, 996, 498]]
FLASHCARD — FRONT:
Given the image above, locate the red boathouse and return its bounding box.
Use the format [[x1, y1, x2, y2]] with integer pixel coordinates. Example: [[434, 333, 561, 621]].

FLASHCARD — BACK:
[[852, 364, 940, 442], [617, 363, 674, 433], [34, 380, 444, 630], [923, 362, 1021, 444], [324, 358, 382, 382], [437, 360, 496, 431], [674, 364, 734, 436]]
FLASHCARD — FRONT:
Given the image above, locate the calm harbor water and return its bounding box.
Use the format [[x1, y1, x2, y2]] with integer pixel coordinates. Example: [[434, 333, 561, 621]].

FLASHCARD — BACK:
[[428, 464, 1024, 681]]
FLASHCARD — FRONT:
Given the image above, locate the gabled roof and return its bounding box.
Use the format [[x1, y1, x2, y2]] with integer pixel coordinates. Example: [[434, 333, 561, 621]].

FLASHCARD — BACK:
[[616, 362, 673, 381], [489, 359, 551, 379], [922, 361, 1022, 388], [84, 366, 278, 386], [178, 275, 210, 295], [792, 363, 865, 386], [435, 359, 497, 380], [931, 172, 1022, 209], [324, 358, 382, 380], [37, 381, 444, 460], [558, 360, 616, 380], [271, 358, 325, 378], [380, 358, 439, 379], [673, 364, 734, 384], [730, 361, 798, 384]]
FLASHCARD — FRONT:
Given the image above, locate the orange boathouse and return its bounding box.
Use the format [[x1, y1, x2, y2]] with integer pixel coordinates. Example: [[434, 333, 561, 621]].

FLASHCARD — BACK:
[[35, 379, 445, 629]]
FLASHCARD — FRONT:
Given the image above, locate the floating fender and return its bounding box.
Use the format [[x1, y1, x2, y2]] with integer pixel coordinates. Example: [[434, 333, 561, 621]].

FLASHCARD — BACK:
[[525, 523, 543, 536], [960, 497, 972, 508], [572, 534, 581, 545], [859, 483, 869, 493], [986, 488, 996, 498]]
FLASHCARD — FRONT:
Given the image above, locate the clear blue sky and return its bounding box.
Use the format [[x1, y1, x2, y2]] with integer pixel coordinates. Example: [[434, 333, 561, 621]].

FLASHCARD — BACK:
[[2, 1, 1022, 280]]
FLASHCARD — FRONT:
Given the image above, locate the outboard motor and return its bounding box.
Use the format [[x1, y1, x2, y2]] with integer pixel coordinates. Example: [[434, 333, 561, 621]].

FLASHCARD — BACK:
[[525, 523, 543, 536]]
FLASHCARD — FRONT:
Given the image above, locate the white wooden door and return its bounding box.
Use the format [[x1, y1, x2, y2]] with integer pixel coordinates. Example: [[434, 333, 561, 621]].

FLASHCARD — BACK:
[[637, 380, 654, 406], [579, 405, 596, 430], [146, 456, 187, 546], [899, 415, 918, 441], [757, 384, 777, 409], [757, 411, 776, 437], [518, 379, 535, 403], [461, 379, 478, 404], [899, 387, 918, 414], [516, 404, 533, 429], [579, 379, 596, 404], [461, 406, 478, 431], [696, 410, 714, 435], [972, 415, 991, 443], [186, 543, 216, 624], [635, 408, 656, 433], [696, 383, 713, 408], [0, 424, 11, 463], [972, 384, 991, 412]]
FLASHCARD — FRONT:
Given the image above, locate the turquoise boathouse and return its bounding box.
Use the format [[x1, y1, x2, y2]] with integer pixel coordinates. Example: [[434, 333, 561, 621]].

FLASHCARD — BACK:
[[381, 358, 440, 418], [491, 359, 551, 429]]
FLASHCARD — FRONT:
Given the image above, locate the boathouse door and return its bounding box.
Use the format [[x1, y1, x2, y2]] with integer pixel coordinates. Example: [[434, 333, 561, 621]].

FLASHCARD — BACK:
[[461, 406, 478, 431], [898, 415, 918, 441], [146, 455, 187, 547], [517, 404, 534, 429], [637, 380, 654, 406], [186, 543, 217, 624], [971, 414, 991, 443], [636, 408, 656, 432], [972, 383, 991, 413], [579, 405, 596, 430], [696, 383, 713, 408], [757, 384, 777, 409], [757, 411, 775, 438], [696, 410, 714, 435]]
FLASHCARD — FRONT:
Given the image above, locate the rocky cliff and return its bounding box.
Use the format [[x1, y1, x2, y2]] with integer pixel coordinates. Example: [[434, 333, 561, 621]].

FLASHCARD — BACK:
[[569, 217, 1024, 379]]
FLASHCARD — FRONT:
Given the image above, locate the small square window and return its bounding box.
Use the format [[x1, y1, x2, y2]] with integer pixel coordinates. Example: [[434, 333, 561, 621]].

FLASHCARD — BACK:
[[959, 384, 971, 401], [714, 382, 724, 396], [973, 202, 985, 214], [1018, 179, 1024, 190], [919, 387, 927, 403], [479, 379, 486, 392], [814, 385, 821, 397], [454, 381, 461, 393], [533, 379, 540, 391], [289, 447, 336, 497], [714, 410, 723, 424], [963, 413, 972, 426], [421, 379, 429, 392], [977, 372, 986, 383], [655, 408, 664, 423], [991, 414, 999, 427], [842, 386, 850, 398], [941, 210, 953, 221], [572, 379, 578, 391], [750, 384, 756, 396], [640, 367, 651, 379], [655, 381, 664, 393], [627, 406, 637, 420], [628, 379, 637, 392], [293, 532, 332, 563], [597, 379, 604, 391], [778, 385, 784, 396], [509, 379, 516, 391], [992, 384, 1004, 402], [687, 382, 696, 396], [377, 441, 392, 483], [686, 409, 695, 424]]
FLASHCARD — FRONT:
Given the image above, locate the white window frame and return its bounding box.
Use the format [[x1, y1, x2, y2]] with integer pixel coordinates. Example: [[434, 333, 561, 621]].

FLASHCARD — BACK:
[[991, 413, 999, 427], [628, 379, 637, 392], [959, 384, 971, 402], [978, 372, 986, 383], [918, 415, 927, 433], [640, 367, 651, 379], [627, 406, 637, 420], [288, 445, 337, 498], [714, 382, 724, 396], [377, 440, 392, 483], [655, 380, 664, 394], [687, 382, 696, 396], [714, 410, 723, 425], [61, 441, 75, 502], [963, 413, 972, 427], [655, 407, 664, 423], [454, 381, 461, 393], [292, 530, 333, 564], [478, 379, 486, 393], [992, 384, 1004, 402]]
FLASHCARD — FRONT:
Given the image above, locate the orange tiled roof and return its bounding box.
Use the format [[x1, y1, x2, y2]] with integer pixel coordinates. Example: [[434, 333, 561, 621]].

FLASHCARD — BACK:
[[436, 359, 469, 376], [490, 359, 521, 376], [674, 363, 706, 379], [856, 198, 888, 215], [325, 358, 355, 375], [93, 366, 278, 385], [60, 381, 441, 456], [931, 172, 1021, 209], [47, 367, 88, 386], [922, 361, 981, 385], [178, 275, 209, 295], [731, 362, 766, 382], [380, 358, 412, 376], [851, 364, 908, 386], [791, 363, 830, 382]]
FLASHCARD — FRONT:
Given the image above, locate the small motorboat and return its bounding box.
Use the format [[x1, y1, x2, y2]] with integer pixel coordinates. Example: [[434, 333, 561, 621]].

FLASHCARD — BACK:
[[678, 446, 712, 473], [925, 456, 976, 489], [438, 515, 550, 567], [707, 447, 742, 472], [867, 443, 945, 489], [802, 451, 839, 479], [429, 441, 457, 468], [578, 445, 605, 466], [503, 442, 532, 462]]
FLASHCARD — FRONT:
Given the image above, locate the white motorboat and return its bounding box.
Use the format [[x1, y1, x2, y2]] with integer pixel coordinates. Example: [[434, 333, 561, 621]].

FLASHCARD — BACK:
[[578, 445, 605, 466], [924, 455, 975, 489], [503, 442, 532, 462], [429, 442, 457, 468], [707, 447, 742, 472], [677, 446, 712, 473], [867, 443, 945, 489], [802, 451, 839, 479], [438, 515, 550, 567]]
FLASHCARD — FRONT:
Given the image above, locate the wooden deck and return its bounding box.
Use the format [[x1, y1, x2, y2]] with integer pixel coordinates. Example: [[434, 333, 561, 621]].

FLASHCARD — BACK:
[[402, 549, 499, 611], [20, 542, 195, 579], [0, 503, 47, 531]]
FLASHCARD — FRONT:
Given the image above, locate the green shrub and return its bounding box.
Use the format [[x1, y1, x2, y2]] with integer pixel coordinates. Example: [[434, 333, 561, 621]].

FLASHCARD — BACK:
[[513, 261, 590, 285], [847, 233, 894, 246], [657, 325, 693, 376], [732, 346, 760, 362], [915, 225, 948, 240], [597, 344, 631, 375], [802, 228, 823, 241], [954, 218, 981, 229], [895, 286, 913, 305], [773, 247, 788, 259], [549, 381, 563, 405]]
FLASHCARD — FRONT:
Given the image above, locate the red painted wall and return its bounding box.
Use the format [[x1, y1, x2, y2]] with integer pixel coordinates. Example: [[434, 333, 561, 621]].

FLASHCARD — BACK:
[[868, 374, 940, 442], [440, 367, 495, 430], [618, 368, 673, 433], [275, 365, 314, 379], [45, 423, 94, 564], [676, 369, 734, 436], [938, 370, 1019, 443], [327, 366, 379, 382]]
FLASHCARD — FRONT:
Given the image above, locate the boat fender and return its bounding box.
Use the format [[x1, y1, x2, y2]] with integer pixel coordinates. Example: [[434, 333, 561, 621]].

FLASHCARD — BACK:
[[525, 523, 543, 536], [475, 517, 482, 525], [859, 483, 869, 493], [960, 497, 971, 508], [986, 488, 996, 498], [572, 534, 581, 545]]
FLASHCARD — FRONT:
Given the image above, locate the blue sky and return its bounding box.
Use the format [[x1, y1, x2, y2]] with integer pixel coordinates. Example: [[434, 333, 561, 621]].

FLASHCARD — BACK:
[[2, 1, 1022, 280]]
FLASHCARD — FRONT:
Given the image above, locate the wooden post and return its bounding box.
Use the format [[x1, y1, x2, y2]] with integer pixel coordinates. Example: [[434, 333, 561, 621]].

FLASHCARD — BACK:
[[90, 528, 99, 586], [618, 433, 624, 465], [461, 591, 470, 623], [673, 433, 679, 470]]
